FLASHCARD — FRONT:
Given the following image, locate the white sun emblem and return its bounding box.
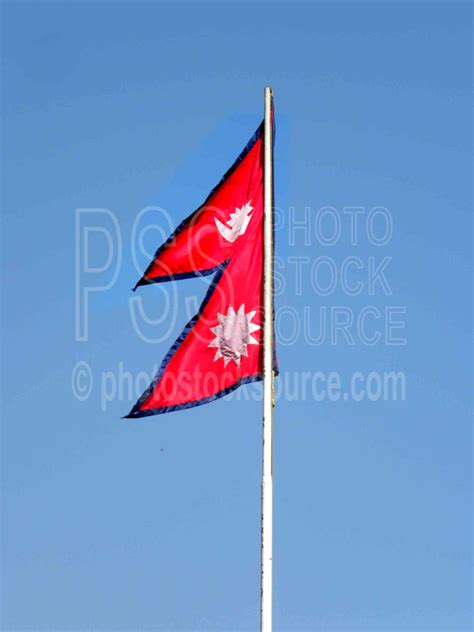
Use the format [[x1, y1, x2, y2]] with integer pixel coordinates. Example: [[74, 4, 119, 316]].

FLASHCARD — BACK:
[[214, 201, 253, 243], [208, 304, 260, 366]]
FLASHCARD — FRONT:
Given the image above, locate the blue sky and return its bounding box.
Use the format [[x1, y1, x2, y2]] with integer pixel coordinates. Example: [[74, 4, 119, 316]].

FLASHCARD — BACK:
[[1, 1, 471, 631]]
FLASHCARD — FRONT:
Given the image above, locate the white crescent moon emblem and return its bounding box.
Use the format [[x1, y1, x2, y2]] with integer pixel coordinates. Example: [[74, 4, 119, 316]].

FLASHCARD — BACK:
[[214, 201, 253, 243]]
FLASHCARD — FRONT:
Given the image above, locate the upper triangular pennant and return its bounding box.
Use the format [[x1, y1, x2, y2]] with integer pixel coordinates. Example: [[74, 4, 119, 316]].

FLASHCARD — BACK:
[[133, 123, 264, 289]]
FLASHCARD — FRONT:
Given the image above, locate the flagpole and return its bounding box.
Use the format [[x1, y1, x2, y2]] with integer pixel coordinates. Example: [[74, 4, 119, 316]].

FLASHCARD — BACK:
[[261, 86, 274, 632]]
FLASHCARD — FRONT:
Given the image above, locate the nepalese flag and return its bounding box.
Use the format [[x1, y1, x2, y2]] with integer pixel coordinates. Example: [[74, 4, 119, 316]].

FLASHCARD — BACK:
[[126, 120, 276, 418]]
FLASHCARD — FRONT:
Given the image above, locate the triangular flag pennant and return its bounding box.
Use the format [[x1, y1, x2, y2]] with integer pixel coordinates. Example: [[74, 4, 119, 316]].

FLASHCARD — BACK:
[[127, 121, 276, 417]]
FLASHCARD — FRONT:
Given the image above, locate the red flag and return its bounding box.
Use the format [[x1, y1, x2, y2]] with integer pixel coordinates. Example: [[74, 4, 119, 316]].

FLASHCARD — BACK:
[[127, 121, 275, 417]]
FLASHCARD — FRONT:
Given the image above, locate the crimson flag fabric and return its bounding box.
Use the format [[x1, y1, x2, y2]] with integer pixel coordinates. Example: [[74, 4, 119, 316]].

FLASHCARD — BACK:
[[127, 120, 276, 418]]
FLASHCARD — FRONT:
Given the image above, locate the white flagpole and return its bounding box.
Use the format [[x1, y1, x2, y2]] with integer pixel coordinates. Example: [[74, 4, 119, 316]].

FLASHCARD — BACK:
[[261, 86, 274, 632]]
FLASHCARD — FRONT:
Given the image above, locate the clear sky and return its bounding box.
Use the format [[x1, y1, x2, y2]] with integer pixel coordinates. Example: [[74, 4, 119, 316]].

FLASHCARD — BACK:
[[1, 1, 471, 631]]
